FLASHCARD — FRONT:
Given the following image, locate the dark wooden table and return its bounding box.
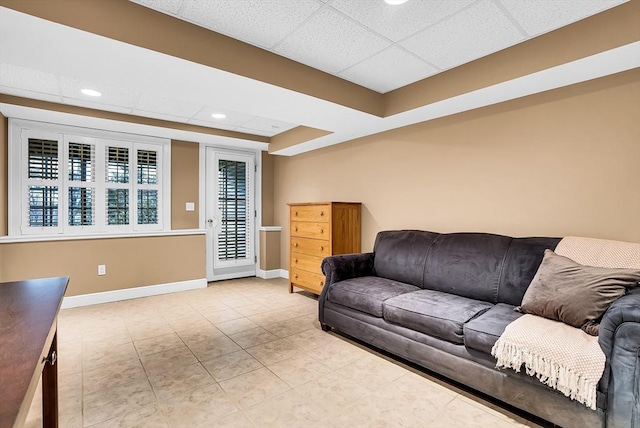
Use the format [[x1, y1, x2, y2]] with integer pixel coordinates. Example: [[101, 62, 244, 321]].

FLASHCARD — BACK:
[[0, 277, 69, 428]]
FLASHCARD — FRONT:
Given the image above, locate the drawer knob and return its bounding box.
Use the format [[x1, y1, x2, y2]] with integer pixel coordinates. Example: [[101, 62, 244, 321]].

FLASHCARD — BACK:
[[319, 211, 324, 216], [320, 281, 324, 286], [294, 227, 298, 232], [294, 242, 299, 247], [294, 274, 298, 279], [295, 211, 298, 216], [294, 259, 298, 263], [319, 246, 324, 251], [319, 228, 324, 234]]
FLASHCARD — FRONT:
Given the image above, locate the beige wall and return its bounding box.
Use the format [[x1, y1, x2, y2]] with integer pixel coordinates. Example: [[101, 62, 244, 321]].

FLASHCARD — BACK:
[[262, 151, 275, 225], [0, 235, 205, 296], [259, 230, 281, 271], [274, 70, 640, 269], [171, 140, 200, 229]]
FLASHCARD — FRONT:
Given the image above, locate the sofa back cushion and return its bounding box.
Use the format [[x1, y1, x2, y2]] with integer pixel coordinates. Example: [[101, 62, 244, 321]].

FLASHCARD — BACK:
[[498, 237, 561, 305], [373, 230, 561, 304], [373, 230, 439, 287], [422, 233, 512, 302]]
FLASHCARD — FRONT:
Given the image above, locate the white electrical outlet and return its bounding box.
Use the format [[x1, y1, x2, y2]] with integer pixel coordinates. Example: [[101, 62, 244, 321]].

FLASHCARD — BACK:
[[185, 202, 195, 211], [97, 264, 106, 276]]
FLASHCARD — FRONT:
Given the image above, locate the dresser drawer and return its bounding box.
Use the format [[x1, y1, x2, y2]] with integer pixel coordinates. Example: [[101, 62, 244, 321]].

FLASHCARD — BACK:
[[290, 204, 330, 222], [290, 237, 330, 258], [290, 253, 324, 275], [290, 268, 325, 294], [291, 222, 329, 239]]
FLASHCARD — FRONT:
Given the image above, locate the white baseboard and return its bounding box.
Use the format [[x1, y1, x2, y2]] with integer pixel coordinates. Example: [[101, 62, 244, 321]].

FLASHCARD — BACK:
[[257, 269, 289, 279], [61, 278, 207, 309]]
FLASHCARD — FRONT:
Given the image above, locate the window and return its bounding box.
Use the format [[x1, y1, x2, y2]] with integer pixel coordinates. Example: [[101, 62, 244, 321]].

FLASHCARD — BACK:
[[217, 159, 248, 261], [10, 121, 170, 237]]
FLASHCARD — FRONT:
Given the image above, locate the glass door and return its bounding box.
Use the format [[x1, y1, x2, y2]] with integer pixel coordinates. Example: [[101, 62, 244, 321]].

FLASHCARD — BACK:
[[205, 148, 256, 281]]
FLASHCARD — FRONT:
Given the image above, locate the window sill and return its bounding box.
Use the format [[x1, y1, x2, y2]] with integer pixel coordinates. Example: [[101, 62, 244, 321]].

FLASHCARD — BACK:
[[0, 229, 207, 244]]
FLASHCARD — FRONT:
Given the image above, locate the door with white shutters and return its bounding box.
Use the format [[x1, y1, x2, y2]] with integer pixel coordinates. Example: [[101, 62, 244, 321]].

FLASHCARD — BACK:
[[205, 148, 256, 281]]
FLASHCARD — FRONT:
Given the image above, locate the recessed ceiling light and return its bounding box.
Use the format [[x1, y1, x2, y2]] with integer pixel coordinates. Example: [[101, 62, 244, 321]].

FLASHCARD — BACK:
[[211, 113, 226, 119], [81, 88, 101, 97], [384, 0, 408, 4]]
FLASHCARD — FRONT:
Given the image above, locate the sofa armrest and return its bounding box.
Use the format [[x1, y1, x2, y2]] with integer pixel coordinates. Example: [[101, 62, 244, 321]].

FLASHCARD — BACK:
[[598, 288, 640, 428], [318, 252, 374, 325]]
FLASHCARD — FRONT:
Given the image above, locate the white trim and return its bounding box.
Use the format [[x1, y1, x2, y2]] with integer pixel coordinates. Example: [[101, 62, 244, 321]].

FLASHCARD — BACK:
[[61, 278, 207, 309], [0, 229, 206, 244], [281, 269, 289, 279], [259, 226, 282, 232], [208, 272, 256, 282], [256, 268, 285, 279]]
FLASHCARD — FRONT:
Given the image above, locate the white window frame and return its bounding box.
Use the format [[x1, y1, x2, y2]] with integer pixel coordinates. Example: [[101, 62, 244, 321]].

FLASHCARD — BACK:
[[8, 119, 171, 238]]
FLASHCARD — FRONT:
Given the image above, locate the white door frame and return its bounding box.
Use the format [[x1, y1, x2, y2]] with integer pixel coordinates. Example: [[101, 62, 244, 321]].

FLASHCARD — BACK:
[[199, 144, 262, 281]]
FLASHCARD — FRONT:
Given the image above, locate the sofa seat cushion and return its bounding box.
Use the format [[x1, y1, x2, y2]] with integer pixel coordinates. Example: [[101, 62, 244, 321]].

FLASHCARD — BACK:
[[383, 289, 493, 344], [327, 276, 420, 317], [463, 303, 523, 355]]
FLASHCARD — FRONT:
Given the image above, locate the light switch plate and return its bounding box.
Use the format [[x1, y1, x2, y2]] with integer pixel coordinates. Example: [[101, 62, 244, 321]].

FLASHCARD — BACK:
[[186, 202, 195, 211]]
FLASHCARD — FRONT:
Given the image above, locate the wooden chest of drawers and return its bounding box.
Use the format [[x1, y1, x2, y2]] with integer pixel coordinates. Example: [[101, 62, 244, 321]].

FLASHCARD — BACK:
[[288, 202, 361, 294]]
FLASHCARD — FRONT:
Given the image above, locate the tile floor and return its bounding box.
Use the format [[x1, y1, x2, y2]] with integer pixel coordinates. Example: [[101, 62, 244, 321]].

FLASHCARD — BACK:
[[25, 277, 544, 428]]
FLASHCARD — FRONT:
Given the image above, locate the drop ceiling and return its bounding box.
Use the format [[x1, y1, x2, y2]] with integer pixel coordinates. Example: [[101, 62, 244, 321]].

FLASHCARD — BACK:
[[0, 0, 637, 155]]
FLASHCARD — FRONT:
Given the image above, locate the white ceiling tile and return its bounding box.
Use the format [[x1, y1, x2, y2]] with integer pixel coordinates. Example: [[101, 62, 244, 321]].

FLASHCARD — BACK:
[[60, 76, 138, 108], [499, 0, 628, 37], [330, 0, 474, 42], [62, 98, 133, 114], [188, 118, 238, 131], [135, 93, 202, 118], [131, 109, 191, 123], [179, 0, 322, 48], [275, 8, 391, 74], [129, 0, 184, 15], [240, 116, 298, 134], [192, 107, 256, 127], [234, 126, 274, 137], [0, 63, 59, 95], [0, 86, 62, 103], [339, 47, 438, 94], [400, 0, 524, 70]]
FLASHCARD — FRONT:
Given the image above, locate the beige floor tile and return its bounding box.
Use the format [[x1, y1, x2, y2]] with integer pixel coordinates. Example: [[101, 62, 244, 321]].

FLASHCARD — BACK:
[[58, 352, 83, 376], [285, 327, 339, 352], [202, 308, 244, 324], [243, 389, 325, 426], [148, 362, 216, 401], [234, 302, 275, 317], [246, 338, 304, 365], [59, 371, 83, 399], [133, 333, 185, 357], [83, 359, 147, 395], [128, 323, 175, 342], [214, 317, 260, 335], [425, 397, 519, 428], [206, 410, 254, 428], [82, 342, 140, 372], [140, 345, 198, 375], [293, 371, 371, 420], [228, 326, 278, 348], [174, 324, 224, 346], [335, 353, 407, 392], [202, 350, 264, 382], [158, 384, 238, 428], [305, 338, 370, 370], [263, 314, 317, 338], [83, 379, 156, 426], [219, 367, 290, 409], [456, 391, 543, 427], [186, 335, 242, 361], [89, 404, 168, 428], [267, 353, 332, 387], [59, 392, 83, 428]]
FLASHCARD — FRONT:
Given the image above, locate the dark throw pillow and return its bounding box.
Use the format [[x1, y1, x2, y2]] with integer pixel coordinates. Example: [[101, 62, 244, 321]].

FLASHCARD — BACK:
[[519, 249, 640, 335]]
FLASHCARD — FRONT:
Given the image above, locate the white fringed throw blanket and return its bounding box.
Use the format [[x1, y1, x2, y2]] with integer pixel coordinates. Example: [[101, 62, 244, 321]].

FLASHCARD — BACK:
[[491, 236, 640, 410]]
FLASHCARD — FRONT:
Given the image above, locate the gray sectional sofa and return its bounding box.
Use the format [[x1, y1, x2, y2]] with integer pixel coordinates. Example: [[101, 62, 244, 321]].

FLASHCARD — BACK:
[[319, 230, 640, 428]]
